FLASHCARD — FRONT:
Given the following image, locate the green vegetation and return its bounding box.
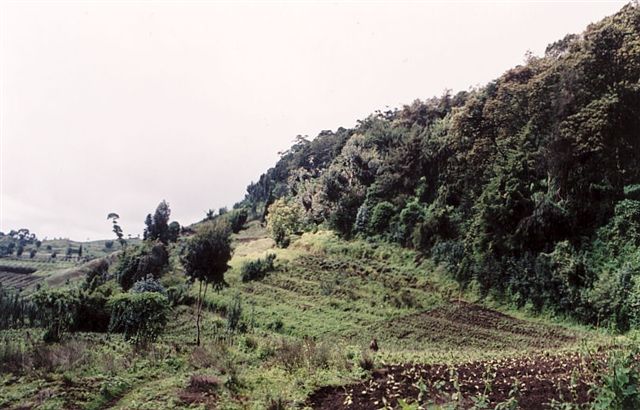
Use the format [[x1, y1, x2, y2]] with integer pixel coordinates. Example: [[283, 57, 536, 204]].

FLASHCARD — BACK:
[[182, 219, 233, 345], [2, 4, 640, 409], [242, 3, 640, 331], [108, 292, 170, 346]]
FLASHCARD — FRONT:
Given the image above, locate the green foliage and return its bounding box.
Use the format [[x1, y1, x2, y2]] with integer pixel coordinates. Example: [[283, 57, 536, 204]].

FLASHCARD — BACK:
[[31, 288, 77, 342], [143, 200, 179, 244], [368, 201, 395, 234], [240, 253, 276, 282], [266, 198, 303, 247], [182, 219, 233, 345], [114, 243, 169, 291], [0, 286, 36, 329], [73, 285, 114, 332], [226, 292, 243, 333], [239, 4, 640, 327], [130, 276, 167, 295], [592, 347, 640, 409], [227, 209, 249, 233], [182, 220, 232, 287], [108, 292, 169, 346]]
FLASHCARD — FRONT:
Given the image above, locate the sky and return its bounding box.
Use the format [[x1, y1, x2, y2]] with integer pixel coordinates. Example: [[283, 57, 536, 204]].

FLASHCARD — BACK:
[[0, 0, 628, 241]]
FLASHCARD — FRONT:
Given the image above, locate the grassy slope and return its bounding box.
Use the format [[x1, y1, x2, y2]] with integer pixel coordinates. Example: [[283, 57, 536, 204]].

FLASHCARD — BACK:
[[0, 222, 613, 409]]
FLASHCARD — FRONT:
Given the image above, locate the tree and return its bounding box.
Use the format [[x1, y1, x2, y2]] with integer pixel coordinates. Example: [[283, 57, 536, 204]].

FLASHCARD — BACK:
[[181, 220, 232, 345], [168, 221, 181, 242], [266, 199, 303, 247], [144, 201, 173, 244], [78, 244, 83, 258], [143, 214, 153, 240], [107, 213, 126, 249]]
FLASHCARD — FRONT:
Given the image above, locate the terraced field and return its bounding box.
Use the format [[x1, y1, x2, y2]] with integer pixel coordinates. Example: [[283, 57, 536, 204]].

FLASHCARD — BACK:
[[0, 264, 42, 290]]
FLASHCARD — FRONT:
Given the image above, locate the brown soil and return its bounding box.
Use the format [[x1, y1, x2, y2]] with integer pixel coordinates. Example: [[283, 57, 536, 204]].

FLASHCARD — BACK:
[[372, 301, 579, 350], [308, 351, 605, 409]]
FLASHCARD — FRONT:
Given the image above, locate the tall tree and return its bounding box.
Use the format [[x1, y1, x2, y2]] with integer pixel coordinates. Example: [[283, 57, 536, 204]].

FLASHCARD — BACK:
[[181, 220, 232, 345], [107, 213, 126, 249]]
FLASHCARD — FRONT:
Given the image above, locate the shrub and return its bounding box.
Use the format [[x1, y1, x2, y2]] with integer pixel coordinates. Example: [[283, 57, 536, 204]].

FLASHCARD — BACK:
[[0, 286, 36, 329], [226, 293, 243, 333], [592, 347, 640, 409], [108, 292, 170, 346], [115, 243, 169, 291], [73, 286, 113, 332], [240, 253, 276, 282], [31, 288, 78, 342], [368, 201, 395, 234], [130, 276, 167, 295], [166, 284, 195, 307], [104, 240, 114, 249], [227, 209, 248, 233], [266, 198, 303, 247]]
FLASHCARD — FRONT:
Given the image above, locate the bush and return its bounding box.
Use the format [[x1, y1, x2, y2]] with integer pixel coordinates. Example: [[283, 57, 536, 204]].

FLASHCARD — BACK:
[[240, 253, 276, 282], [0, 286, 36, 329], [73, 286, 113, 332], [31, 288, 78, 342], [108, 292, 170, 346], [166, 284, 195, 307], [130, 276, 167, 295], [228, 209, 249, 233], [266, 198, 303, 247], [115, 243, 169, 291], [368, 201, 395, 234], [226, 293, 243, 333]]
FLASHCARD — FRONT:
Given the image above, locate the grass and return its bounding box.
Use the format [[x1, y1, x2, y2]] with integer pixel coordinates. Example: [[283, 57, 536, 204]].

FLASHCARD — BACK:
[[0, 222, 618, 409]]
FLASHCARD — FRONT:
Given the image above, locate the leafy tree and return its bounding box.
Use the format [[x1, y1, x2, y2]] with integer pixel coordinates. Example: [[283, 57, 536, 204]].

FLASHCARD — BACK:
[[144, 201, 176, 244], [266, 198, 303, 247], [108, 292, 169, 346], [181, 220, 232, 345], [168, 221, 181, 242], [115, 243, 169, 291]]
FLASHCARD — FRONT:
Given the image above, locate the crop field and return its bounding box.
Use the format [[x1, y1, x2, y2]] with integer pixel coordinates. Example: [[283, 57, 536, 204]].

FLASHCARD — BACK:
[[0, 271, 43, 290], [308, 350, 608, 409]]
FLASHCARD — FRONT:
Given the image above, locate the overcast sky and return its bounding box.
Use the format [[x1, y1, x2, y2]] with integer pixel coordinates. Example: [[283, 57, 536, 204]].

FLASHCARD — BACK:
[[0, 1, 627, 241]]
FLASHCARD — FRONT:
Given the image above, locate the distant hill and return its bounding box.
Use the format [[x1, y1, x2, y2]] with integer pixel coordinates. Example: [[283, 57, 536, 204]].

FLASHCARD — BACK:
[[241, 3, 640, 330]]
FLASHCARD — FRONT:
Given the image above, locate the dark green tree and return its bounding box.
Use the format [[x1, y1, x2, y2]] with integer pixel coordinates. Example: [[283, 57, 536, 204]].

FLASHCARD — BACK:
[[181, 220, 232, 345]]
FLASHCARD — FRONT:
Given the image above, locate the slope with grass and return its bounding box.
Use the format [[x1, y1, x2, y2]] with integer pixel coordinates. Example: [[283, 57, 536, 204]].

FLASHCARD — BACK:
[[0, 222, 617, 410]]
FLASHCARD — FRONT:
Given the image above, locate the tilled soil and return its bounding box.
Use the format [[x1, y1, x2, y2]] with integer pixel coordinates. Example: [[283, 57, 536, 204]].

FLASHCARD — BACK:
[[308, 352, 605, 409]]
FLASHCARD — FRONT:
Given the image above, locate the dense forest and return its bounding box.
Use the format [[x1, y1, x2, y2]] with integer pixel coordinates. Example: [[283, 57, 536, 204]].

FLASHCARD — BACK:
[[242, 3, 640, 330]]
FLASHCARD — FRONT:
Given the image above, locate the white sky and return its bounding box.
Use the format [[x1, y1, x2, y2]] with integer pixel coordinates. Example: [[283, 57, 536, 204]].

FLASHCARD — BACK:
[[0, 1, 627, 241]]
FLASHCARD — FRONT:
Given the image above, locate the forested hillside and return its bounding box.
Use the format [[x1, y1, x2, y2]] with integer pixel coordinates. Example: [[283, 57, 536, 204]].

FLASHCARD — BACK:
[[243, 3, 640, 330]]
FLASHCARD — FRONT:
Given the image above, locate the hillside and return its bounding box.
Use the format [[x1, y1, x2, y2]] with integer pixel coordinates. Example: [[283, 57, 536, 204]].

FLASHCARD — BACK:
[[242, 3, 640, 331], [2, 4, 640, 410]]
